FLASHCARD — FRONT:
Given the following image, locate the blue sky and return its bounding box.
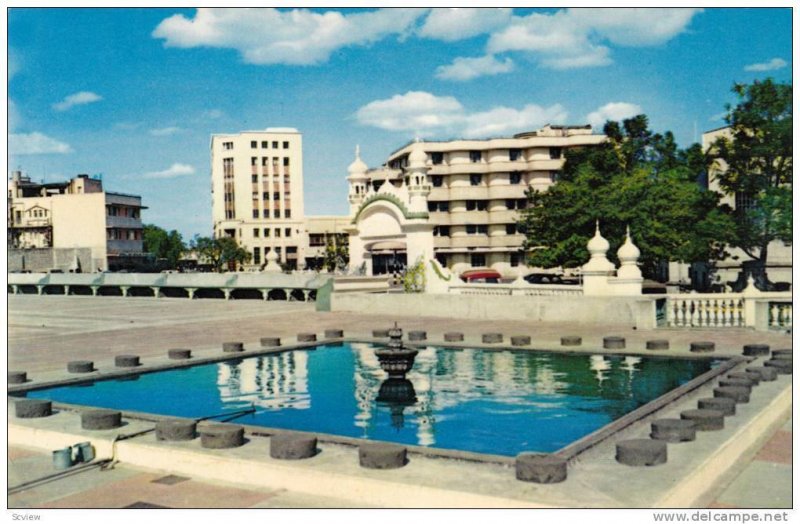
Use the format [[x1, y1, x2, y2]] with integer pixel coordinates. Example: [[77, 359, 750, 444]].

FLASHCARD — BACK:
[[7, 7, 792, 239]]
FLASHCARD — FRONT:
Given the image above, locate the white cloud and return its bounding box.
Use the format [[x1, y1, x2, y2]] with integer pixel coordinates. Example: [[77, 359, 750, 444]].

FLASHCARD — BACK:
[[418, 8, 512, 42], [150, 126, 182, 136], [9, 132, 72, 155], [52, 91, 102, 112], [355, 91, 568, 138], [153, 8, 426, 65], [586, 102, 643, 129], [9, 99, 21, 132], [142, 163, 196, 179], [744, 58, 787, 72], [435, 55, 514, 81], [486, 8, 701, 70]]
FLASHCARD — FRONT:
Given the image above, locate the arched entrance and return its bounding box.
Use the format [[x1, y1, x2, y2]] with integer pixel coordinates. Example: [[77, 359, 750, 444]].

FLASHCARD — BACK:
[[366, 240, 407, 276]]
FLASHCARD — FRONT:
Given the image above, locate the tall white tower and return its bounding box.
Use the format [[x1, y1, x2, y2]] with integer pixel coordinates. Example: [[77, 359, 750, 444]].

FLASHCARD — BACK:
[[347, 145, 369, 215], [406, 141, 431, 214]]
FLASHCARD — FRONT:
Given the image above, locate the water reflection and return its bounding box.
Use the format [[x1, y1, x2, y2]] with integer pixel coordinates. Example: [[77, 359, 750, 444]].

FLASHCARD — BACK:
[[216, 350, 310, 410]]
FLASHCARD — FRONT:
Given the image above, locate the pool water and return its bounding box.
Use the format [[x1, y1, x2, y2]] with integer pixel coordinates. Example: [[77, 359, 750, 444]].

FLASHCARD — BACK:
[[29, 343, 717, 456]]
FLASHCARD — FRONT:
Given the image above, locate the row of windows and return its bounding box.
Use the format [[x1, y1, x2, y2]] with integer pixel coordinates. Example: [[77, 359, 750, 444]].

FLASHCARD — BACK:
[[106, 206, 140, 219], [252, 191, 291, 201], [28, 208, 48, 218], [107, 228, 142, 241], [434, 253, 520, 268], [250, 157, 291, 167], [429, 172, 526, 187], [252, 245, 298, 265], [429, 148, 562, 165], [433, 224, 519, 237], [251, 140, 290, 150], [253, 227, 294, 238], [427, 199, 528, 212], [252, 209, 292, 219]]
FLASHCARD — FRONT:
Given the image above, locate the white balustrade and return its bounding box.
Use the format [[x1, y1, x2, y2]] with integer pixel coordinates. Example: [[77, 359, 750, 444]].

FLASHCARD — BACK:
[[665, 292, 792, 330], [769, 301, 793, 329], [448, 283, 582, 297]]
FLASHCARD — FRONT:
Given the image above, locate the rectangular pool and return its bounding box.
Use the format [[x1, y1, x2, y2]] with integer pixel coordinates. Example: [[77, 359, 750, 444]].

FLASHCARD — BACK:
[[27, 343, 719, 456]]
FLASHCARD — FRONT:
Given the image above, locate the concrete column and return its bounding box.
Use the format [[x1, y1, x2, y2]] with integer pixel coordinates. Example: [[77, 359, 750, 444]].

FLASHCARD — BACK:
[[223, 289, 232, 300], [90, 286, 99, 296], [303, 290, 310, 302], [150, 286, 161, 298], [285, 288, 293, 301], [64, 285, 70, 296], [260, 288, 269, 300], [11, 285, 18, 294], [121, 286, 129, 297], [36, 285, 44, 295], [186, 288, 196, 299]]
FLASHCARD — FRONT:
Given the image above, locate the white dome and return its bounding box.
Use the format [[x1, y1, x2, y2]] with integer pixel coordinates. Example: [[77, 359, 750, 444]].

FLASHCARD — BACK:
[[347, 145, 368, 176], [587, 221, 610, 256], [617, 226, 640, 263]]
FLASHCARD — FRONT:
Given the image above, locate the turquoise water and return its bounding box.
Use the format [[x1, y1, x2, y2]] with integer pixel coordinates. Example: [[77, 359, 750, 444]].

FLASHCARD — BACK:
[[28, 344, 716, 456]]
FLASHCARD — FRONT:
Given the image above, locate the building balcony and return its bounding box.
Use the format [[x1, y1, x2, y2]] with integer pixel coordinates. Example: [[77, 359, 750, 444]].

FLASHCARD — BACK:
[[487, 185, 526, 200], [449, 235, 490, 248], [106, 216, 143, 229], [489, 234, 525, 248], [428, 211, 451, 225], [448, 186, 490, 200], [428, 187, 450, 200], [433, 237, 451, 249], [528, 158, 564, 171], [14, 219, 52, 228], [487, 209, 517, 224], [448, 210, 489, 225]]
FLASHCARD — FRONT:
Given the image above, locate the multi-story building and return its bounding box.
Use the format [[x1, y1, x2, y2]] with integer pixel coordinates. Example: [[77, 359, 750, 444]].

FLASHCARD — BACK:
[[304, 215, 351, 270], [211, 128, 307, 270], [7, 171, 147, 272], [347, 125, 606, 277]]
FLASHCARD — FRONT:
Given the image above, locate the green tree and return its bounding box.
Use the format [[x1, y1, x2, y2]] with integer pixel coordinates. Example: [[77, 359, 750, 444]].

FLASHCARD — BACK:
[[518, 115, 736, 280], [191, 235, 251, 272], [142, 224, 185, 268], [711, 79, 792, 274], [322, 236, 349, 272]]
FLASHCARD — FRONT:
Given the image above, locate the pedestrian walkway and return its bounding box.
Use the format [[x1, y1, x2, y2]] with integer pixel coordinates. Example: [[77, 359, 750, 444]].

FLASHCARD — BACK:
[[709, 417, 792, 509]]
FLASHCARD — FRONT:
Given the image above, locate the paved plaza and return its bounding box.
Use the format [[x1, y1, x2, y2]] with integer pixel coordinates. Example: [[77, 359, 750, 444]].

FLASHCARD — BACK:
[[7, 294, 793, 509]]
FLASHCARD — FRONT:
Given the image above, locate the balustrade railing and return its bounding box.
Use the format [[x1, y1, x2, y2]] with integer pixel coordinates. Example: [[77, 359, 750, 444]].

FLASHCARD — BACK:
[[666, 294, 745, 328], [448, 283, 582, 297], [769, 301, 793, 329]]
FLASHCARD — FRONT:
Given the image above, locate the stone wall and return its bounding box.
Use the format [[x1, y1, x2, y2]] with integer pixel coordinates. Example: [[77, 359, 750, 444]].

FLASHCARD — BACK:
[[8, 248, 94, 273], [331, 292, 658, 328]]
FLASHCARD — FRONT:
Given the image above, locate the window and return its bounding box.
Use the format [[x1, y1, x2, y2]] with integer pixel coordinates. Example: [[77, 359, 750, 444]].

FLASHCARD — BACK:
[[431, 175, 443, 187], [283, 141, 289, 149], [735, 191, 756, 213], [505, 224, 517, 235], [253, 247, 261, 265], [470, 174, 482, 186], [251, 141, 257, 148], [273, 210, 280, 218], [262, 157, 268, 167], [251, 157, 258, 166], [469, 150, 482, 163], [549, 171, 559, 183], [275, 228, 281, 238], [285, 228, 291, 237], [431, 152, 444, 165], [470, 254, 486, 267], [273, 192, 280, 201], [510, 253, 520, 267], [251, 175, 258, 183], [284, 210, 291, 218], [433, 225, 450, 237], [261, 141, 268, 148], [310, 234, 325, 246], [509, 148, 522, 161], [549, 147, 562, 160], [466, 200, 487, 211], [264, 228, 270, 237], [509, 172, 522, 184], [272, 141, 278, 148], [467, 225, 487, 235], [253, 228, 260, 238], [283, 157, 290, 167], [252, 209, 259, 218], [222, 141, 233, 150]]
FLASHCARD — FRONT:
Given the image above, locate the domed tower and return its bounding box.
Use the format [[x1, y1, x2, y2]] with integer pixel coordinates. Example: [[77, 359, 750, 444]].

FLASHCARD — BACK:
[[406, 141, 431, 214], [611, 225, 643, 295], [347, 145, 369, 215], [581, 221, 616, 295]]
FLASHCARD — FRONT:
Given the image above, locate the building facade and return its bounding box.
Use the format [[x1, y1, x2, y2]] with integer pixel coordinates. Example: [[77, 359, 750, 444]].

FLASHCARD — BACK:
[[346, 125, 606, 277], [211, 128, 307, 270], [7, 171, 147, 272]]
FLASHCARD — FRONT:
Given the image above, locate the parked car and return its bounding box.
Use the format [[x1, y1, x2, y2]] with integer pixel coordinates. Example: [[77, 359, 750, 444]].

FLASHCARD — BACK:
[[460, 269, 502, 284]]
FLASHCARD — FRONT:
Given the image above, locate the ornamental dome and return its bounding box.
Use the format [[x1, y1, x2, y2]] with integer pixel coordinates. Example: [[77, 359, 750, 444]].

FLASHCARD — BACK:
[[408, 141, 427, 169], [617, 226, 640, 263], [587, 220, 610, 256], [347, 145, 368, 177]]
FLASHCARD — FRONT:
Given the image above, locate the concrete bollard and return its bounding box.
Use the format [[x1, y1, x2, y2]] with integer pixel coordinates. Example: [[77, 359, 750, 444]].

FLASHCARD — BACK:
[[260, 337, 281, 348], [511, 336, 531, 347], [615, 439, 667, 466], [168, 349, 192, 360], [408, 330, 427, 342], [680, 409, 724, 431], [67, 360, 94, 373], [719, 378, 754, 390], [81, 409, 122, 430], [746, 366, 778, 382], [714, 386, 751, 404], [156, 419, 197, 441], [15, 399, 52, 419], [771, 349, 792, 360], [515, 454, 568, 483], [742, 344, 770, 357], [603, 337, 625, 349], [561, 336, 582, 346], [482, 333, 503, 344], [444, 332, 464, 342], [114, 355, 140, 368], [269, 433, 318, 460], [358, 442, 407, 469], [728, 372, 761, 385], [372, 329, 390, 338], [650, 419, 696, 442], [764, 359, 792, 374], [199, 424, 245, 449], [698, 397, 736, 416], [690, 341, 715, 353], [324, 329, 344, 339], [297, 333, 317, 343], [222, 342, 244, 353], [8, 371, 27, 384], [646, 340, 669, 351]]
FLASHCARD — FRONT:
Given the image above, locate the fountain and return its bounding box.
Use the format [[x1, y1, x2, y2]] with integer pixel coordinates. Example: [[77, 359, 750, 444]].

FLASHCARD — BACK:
[[374, 322, 419, 379]]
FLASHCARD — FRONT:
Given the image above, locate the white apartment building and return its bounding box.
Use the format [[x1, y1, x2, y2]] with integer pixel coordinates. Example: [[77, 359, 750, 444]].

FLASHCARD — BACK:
[[211, 128, 307, 270], [347, 125, 606, 277], [7, 172, 147, 272]]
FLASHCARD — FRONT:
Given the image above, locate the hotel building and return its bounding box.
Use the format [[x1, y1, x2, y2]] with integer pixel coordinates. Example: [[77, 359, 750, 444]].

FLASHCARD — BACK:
[[347, 125, 606, 277], [210, 128, 306, 270], [7, 171, 147, 272]]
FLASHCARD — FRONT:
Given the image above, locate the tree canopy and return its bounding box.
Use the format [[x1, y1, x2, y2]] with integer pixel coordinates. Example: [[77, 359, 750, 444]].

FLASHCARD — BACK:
[[191, 235, 251, 272], [142, 224, 185, 268], [711, 78, 792, 265], [518, 115, 736, 280]]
